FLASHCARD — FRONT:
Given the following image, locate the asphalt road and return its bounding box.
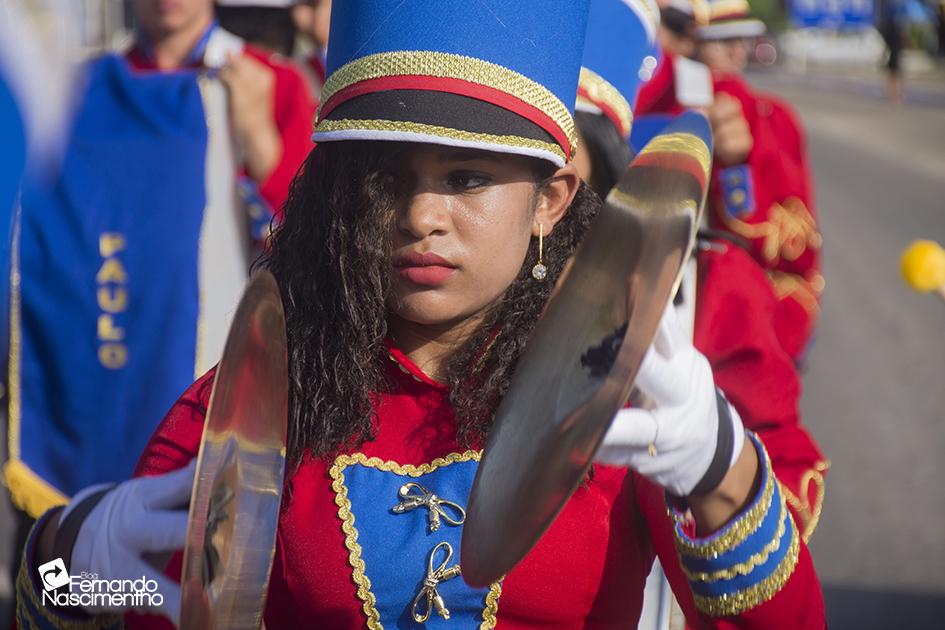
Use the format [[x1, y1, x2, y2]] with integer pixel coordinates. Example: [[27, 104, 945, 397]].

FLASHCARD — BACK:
[[747, 70, 945, 626]]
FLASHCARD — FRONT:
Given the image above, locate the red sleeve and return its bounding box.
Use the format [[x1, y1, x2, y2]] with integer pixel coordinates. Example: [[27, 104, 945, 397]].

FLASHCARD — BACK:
[[132, 368, 215, 478], [244, 48, 316, 214], [694, 246, 827, 540], [633, 454, 826, 629], [122, 370, 216, 630]]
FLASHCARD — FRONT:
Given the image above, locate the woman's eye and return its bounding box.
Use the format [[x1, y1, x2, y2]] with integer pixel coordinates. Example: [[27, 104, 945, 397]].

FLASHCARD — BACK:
[[446, 171, 491, 191]]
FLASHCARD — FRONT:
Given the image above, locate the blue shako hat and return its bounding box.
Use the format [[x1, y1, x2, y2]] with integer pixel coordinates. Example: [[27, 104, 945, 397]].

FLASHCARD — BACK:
[[311, 0, 590, 166], [576, 0, 660, 139]]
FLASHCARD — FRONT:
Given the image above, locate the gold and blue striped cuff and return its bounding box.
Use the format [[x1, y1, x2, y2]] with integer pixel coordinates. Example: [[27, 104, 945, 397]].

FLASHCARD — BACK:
[[669, 432, 800, 617]]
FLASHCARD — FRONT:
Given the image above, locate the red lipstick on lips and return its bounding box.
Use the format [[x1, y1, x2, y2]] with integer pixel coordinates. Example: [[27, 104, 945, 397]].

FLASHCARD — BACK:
[[393, 252, 457, 287]]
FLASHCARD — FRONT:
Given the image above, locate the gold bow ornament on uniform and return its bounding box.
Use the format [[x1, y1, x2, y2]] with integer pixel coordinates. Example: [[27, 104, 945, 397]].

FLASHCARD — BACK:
[[411, 542, 462, 623], [392, 482, 466, 532]]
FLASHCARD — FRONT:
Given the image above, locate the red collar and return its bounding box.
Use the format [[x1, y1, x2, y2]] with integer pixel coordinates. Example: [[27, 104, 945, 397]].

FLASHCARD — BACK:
[[383, 339, 449, 391]]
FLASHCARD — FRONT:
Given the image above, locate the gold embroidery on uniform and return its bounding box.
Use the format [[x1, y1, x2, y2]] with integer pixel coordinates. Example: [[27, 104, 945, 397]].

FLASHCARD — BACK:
[[329, 457, 382, 629], [637, 132, 712, 184], [577, 67, 633, 138], [316, 50, 576, 155], [720, 197, 822, 265], [329, 450, 503, 628], [692, 516, 800, 617], [780, 461, 829, 543], [481, 580, 502, 630], [314, 118, 567, 163], [387, 352, 425, 383], [683, 492, 789, 583], [768, 271, 823, 316], [672, 443, 776, 559]]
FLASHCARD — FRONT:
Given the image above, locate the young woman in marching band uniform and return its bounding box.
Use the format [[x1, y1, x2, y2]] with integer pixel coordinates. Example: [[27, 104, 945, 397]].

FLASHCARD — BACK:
[[18, 1, 825, 628]]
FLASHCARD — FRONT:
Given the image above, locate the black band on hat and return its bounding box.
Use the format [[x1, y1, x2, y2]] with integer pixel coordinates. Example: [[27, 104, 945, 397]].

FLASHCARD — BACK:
[[323, 90, 558, 145]]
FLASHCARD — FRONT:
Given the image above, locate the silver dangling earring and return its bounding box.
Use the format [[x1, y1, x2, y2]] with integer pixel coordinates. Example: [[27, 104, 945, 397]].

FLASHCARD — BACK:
[[531, 223, 548, 281]]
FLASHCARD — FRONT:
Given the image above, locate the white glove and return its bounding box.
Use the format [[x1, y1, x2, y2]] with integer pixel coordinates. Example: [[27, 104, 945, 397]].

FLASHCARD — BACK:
[[60, 459, 196, 623], [595, 307, 744, 496]]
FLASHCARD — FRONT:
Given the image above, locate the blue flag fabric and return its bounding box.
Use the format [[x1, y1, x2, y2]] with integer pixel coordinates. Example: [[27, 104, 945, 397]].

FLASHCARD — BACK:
[[6, 54, 210, 515], [0, 69, 26, 365]]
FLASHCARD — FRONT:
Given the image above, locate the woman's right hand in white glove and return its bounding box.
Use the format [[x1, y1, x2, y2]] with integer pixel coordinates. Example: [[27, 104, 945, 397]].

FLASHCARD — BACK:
[[58, 459, 196, 624]]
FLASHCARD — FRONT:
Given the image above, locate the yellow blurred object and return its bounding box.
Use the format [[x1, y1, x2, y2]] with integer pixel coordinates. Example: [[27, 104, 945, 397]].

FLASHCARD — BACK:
[[900, 240, 945, 296]]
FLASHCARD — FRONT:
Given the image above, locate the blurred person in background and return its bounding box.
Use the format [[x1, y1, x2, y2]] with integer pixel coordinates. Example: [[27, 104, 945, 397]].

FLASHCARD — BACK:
[[291, 0, 332, 100], [574, 0, 828, 587], [128, 0, 316, 221], [4, 0, 313, 588], [696, 0, 822, 366], [214, 0, 324, 104], [216, 0, 298, 57], [877, 0, 906, 104], [938, 0, 945, 57], [636, 0, 824, 368]]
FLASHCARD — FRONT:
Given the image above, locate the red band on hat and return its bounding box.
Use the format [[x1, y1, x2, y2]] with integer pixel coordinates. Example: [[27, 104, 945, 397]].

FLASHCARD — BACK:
[[319, 75, 572, 158]]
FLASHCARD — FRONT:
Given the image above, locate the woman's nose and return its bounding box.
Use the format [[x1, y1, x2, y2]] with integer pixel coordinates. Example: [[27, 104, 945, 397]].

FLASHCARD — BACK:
[[397, 190, 451, 239]]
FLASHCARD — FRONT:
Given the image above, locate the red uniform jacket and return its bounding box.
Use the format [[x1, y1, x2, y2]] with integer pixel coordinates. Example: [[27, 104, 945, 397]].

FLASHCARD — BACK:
[[15, 248, 826, 630], [119, 249, 822, 628], [637, 55, 823, 362], [17, 251, 825, 630]]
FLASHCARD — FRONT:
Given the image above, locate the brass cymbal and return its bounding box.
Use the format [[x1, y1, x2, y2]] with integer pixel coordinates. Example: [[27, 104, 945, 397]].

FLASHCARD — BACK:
[[179, 270, 288, 629], [461, 112, 712, 587]]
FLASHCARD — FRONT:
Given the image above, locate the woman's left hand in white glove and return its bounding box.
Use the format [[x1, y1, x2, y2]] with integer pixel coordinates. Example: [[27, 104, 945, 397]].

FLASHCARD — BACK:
[[595, 306, 745, 497]]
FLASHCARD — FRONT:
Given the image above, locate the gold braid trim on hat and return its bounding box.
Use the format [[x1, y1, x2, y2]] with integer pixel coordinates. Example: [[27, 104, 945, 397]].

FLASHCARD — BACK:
[[313, 118, 567, 163], [707, 0, 753, 22], [577, 68, 633, 139], [316, 50, 576, 158]]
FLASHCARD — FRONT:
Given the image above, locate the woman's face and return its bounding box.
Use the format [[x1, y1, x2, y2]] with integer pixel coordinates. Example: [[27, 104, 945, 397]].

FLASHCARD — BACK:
[[387, 144, 578, 328], [698, 39, 749, 74]]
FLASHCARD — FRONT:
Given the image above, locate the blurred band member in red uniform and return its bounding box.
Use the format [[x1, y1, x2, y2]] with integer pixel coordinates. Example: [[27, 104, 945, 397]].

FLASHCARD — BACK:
[[576, 0, 828, 562], [128, 0, 315, 218], [291, 0, 332, 100], [637, 0, 823, 365]]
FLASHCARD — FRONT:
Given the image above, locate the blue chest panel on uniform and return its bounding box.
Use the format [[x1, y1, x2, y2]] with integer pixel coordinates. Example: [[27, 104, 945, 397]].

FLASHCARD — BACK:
[[331, 452, 497, 629]]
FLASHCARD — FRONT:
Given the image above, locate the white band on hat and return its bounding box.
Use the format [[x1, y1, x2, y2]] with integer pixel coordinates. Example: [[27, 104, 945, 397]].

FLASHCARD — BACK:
[[216, 0, 296, 7], [699, 18, 766, 40]]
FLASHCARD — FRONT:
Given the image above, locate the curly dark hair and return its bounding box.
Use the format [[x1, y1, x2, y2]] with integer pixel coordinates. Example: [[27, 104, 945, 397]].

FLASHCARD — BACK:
[[259, 141, 601, 467]]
